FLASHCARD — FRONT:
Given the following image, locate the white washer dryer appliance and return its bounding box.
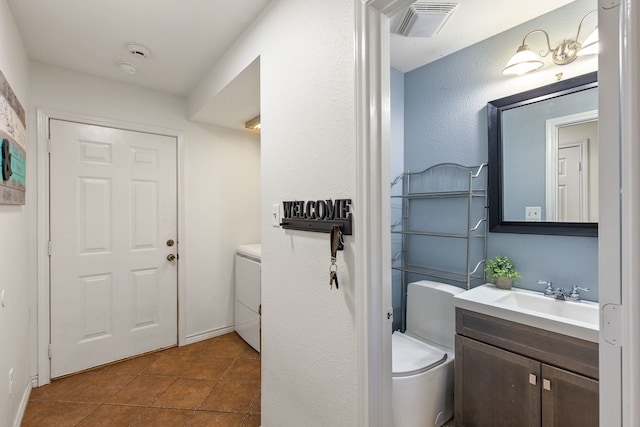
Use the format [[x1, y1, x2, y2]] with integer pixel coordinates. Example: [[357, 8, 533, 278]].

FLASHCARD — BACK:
[[235, 244, 261, 352]]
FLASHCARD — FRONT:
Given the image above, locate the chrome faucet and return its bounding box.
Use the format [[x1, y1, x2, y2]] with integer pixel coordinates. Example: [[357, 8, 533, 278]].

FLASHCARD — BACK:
[[551, 288, 568, 300], [537, 280, 555, 297], [537, 280, 589, 301], [566, 285, 590, 302]]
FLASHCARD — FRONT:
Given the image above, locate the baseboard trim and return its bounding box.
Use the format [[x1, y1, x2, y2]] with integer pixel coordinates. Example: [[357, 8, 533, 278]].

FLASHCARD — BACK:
[[185, 325, 235, 345], [13, 377, 34, 427]]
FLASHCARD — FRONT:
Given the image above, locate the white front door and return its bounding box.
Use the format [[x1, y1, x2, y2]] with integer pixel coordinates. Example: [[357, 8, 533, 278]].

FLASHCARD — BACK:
[[49, 119, 178, 378]]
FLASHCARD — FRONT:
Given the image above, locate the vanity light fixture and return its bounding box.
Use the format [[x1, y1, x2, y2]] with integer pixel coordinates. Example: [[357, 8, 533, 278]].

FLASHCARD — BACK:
[[245, 115, 261, 131], [502, 10, 598, 76]]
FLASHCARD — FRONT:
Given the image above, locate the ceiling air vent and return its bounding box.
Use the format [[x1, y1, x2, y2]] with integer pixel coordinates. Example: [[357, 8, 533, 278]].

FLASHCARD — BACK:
[[394, 2, 458, 38]]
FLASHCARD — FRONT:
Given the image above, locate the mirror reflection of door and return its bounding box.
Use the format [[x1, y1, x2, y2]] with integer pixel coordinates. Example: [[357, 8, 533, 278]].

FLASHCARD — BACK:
[[546, 111, 598, 222], [558, 140, 587, 221]]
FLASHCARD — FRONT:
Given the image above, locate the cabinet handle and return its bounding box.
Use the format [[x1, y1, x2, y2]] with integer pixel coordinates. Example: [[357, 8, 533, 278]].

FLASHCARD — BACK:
[[529, 374, 537, 385], [543, 378, 551, 391]]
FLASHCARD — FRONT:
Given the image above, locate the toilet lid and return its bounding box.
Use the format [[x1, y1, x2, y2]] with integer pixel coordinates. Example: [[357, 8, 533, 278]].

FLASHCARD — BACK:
[[392, 332, 448, 377]]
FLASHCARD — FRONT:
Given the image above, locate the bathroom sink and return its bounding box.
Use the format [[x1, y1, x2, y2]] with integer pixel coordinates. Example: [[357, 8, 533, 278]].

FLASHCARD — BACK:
[[493, 292, 598, 324], [454, 284, 599, 342]]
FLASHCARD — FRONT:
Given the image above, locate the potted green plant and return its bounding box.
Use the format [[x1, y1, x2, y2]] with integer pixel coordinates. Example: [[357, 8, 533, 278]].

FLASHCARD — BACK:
[[484, 255, 521, 290]]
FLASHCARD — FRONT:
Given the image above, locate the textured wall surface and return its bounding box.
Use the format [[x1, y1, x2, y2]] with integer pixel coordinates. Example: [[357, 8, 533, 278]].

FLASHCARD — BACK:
[[202, 0, 360, 425], [0, 1, 30, 425], [259, 1, 358, 424]]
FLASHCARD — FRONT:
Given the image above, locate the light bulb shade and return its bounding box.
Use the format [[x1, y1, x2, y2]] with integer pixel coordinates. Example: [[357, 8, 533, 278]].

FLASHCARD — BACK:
[[578, 28, 599, 56], [502, 45, 544, 76]]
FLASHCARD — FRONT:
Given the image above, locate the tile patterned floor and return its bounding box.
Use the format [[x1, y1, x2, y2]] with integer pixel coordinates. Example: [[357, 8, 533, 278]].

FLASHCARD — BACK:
[[22, 333, 261, 427]]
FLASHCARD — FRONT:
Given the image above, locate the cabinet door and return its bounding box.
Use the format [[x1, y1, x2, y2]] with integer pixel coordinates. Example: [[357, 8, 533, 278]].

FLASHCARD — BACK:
[[455, 335, 541, 427], [542, 364, 599, 427]]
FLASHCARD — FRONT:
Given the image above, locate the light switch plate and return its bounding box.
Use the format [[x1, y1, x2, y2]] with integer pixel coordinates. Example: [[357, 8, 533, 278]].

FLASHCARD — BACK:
[[272, 204, 280, 227]]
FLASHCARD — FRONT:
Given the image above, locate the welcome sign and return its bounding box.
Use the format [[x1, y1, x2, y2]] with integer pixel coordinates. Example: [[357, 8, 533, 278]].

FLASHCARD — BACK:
[[280, 198, 352, 235]]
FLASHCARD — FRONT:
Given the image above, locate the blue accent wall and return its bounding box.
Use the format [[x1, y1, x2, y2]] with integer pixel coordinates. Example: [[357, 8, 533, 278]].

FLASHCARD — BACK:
[[399, 0, 599, 301]]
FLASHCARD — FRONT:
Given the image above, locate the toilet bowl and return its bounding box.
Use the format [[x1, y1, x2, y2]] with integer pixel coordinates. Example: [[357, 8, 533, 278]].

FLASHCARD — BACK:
[[392, 280, 464, 427]]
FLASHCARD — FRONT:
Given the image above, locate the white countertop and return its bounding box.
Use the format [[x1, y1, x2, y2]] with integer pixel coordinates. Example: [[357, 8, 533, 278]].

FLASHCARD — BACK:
[[454, 284, 599, 343]]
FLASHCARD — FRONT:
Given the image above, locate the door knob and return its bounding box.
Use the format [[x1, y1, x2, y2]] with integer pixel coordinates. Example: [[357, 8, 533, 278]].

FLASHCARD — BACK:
[[167, 254, 176, 261], [166, 239, 175, 247]]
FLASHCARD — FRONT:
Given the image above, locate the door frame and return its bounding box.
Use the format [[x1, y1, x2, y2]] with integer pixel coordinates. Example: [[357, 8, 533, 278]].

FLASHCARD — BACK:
[[355, 1, 415, 425], [356, 1, 632, 426], [618, 0, 640, 425], [556, 140, 589, 220], [35, 108, 186, 386]]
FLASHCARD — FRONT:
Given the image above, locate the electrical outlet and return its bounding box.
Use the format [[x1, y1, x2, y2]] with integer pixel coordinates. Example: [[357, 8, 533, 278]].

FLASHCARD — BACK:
[[8, 368, 13, 395], [525, 206, 542, 222]]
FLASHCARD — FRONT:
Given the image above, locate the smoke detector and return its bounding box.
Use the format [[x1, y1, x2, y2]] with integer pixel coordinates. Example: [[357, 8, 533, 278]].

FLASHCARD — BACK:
[[118, 62, 137, 75], [392, 2, 458, 38], [126, 43, 151, 59]]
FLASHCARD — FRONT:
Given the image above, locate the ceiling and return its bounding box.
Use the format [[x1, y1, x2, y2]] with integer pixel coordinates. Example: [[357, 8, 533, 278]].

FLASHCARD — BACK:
[[390, 0, 574, 73], [7, 0, 575, 127], [7, 0, 271, 97]]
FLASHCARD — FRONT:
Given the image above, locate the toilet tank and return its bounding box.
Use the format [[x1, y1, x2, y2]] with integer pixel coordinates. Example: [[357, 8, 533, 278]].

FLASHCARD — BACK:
[[406, 280, 464, 348]]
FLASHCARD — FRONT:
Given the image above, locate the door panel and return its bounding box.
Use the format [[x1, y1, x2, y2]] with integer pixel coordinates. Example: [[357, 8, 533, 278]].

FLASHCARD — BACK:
[[557, 143, 585, 221], [542, 364, 599, 427], [49, 119, 178, 378], [455, 335, 541, 427]]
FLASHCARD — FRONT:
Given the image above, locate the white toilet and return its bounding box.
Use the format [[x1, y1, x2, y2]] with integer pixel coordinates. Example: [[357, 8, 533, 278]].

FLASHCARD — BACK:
[[392, 280, 464, 427]]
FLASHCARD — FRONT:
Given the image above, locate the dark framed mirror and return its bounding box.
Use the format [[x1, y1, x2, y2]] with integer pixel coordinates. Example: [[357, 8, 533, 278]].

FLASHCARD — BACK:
[[488, 71, 598, 236]]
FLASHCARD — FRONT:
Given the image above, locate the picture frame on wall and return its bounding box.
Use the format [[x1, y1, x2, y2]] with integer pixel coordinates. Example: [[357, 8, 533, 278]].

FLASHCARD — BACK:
[[0, 70, 26, 205]]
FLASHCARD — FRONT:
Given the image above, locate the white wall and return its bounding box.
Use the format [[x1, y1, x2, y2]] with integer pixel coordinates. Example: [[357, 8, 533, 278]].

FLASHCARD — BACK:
[[0, 1, 31, 425], [28, 62, 261, 348], [183, 122, 261, 337], [261, 2, 358, 423], [191, 0, 359, 424]]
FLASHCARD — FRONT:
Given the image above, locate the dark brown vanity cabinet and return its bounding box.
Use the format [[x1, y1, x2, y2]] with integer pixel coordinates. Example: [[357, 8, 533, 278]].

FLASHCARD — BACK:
[[455, 309, 599, 427], [541, 363, 598, 426]]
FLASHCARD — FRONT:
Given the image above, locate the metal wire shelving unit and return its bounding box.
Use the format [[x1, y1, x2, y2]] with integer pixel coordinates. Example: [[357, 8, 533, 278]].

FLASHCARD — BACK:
[[391, 163, 488, 331]]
